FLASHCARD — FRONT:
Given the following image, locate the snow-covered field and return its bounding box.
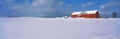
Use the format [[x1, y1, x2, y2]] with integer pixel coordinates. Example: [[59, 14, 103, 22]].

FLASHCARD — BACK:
[[0, 17, 120, 39]]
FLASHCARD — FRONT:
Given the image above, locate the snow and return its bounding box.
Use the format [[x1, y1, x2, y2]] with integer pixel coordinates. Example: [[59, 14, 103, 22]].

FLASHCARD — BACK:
[[0, 17, 120, 39], [71, 10, 98, 15], [71, 12, 82, 15], [85, 10, 98, 14]]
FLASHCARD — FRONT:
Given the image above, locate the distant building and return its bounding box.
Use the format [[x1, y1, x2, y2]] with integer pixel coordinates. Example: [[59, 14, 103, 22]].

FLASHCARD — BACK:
[[71, 10, 100, 18]]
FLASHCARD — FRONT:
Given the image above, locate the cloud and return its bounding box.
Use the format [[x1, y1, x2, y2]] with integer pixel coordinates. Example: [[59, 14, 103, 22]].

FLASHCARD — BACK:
[[5, 0, 13, 2], [58, 2, 64, 6], [0, 0, 69, 17], [56, 1, 74, 14], [32, 0, 59, 7], [0, 1, 3, 4], [81, 2, 94, 8], [99, 0, 120, 17], [100, 1, 120, 9]]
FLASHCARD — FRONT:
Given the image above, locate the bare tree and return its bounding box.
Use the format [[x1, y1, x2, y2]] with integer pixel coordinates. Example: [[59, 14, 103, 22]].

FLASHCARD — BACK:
[[112, 12, 117, 18]]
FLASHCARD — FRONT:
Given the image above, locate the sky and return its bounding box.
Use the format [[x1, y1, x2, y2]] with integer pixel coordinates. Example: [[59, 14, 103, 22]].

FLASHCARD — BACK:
[[0, 0, 120, 17]]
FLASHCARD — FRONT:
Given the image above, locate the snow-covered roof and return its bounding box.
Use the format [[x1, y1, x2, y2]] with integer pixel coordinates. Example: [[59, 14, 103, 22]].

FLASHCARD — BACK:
[[71, 12, 82, 15], [71, 10, 98, 15]]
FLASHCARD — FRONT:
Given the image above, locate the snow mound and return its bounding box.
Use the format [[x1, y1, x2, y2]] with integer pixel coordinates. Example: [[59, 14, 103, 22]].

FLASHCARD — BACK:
[[0, 17, 120, 39]]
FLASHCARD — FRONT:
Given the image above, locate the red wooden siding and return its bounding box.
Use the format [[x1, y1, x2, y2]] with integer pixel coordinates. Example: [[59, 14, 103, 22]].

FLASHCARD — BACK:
[[71, 11, 100, 18]]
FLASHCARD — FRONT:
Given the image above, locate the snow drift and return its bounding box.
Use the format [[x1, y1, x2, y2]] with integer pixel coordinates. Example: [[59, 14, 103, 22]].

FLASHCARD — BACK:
[[0, 17, 120, 39]]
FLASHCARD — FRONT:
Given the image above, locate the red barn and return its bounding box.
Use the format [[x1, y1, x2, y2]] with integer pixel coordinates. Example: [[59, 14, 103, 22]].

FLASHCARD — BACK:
[[71, 10, 100, 18]]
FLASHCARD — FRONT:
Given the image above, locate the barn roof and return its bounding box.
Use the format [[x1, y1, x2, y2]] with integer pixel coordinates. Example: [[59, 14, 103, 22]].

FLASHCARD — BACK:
[[71, 10, 98, 15]]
